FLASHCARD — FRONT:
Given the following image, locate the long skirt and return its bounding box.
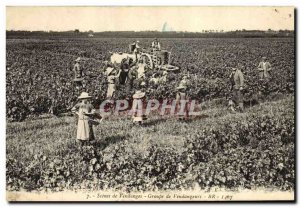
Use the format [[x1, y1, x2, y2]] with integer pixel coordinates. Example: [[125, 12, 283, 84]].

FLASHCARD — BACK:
[[131, 99, 145, 123], [107, 83, 116, 98], [176, 92, 189, 118], [77, 119, 94, 141]]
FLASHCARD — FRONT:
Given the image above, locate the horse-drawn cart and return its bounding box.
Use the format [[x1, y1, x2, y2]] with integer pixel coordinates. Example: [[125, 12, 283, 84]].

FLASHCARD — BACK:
[[110, 44, 179, 72]]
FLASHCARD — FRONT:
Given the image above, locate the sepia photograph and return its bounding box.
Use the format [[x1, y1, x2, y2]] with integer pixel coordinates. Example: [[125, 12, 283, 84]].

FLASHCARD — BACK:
[[5, 6, 295, 201]]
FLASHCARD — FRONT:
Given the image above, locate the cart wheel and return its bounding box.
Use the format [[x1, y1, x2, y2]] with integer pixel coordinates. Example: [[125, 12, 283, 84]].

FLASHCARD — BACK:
[[141, 53, 153, 69]]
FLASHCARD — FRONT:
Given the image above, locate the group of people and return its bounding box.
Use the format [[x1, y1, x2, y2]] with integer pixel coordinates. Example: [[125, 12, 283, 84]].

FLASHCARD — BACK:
[[132, 38, 161, 52], [228, 56, 272, 112], [71, 38, 272, 145], [71, 75, 189, 146], [71, 39, 166, 145]]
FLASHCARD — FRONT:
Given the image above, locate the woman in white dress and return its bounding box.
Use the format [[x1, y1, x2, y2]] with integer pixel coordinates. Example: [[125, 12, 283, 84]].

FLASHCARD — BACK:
[[72, 92, 96, 145]]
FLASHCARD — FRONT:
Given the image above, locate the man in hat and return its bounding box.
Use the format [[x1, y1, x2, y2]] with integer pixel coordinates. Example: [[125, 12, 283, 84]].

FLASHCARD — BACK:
[[257, 56, 272, 80], [135, 40, 140, 49], [73, 57, 85, 90], [133, 40, 141, 60], [105, 62, 121, 99], [229, 67, 245, 112], [71, 92, 97, 146], [175, 75, 189, 120], [126, 64, 138, 93], [119, 57, 130, 85], [151, 38, 161, 51]]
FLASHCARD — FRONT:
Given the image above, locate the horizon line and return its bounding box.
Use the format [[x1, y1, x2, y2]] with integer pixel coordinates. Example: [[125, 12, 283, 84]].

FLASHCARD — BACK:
[[6, 29, 295, 33]]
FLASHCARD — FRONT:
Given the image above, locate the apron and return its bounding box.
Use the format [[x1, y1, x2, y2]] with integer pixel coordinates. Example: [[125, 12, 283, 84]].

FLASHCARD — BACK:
[[76, 104, 94, 140], [176, 91, 188, 117], [132, 98, 145, 122]]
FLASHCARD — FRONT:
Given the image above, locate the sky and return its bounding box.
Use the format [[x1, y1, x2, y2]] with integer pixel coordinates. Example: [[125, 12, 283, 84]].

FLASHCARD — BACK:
[[6, 6, 294, 32]]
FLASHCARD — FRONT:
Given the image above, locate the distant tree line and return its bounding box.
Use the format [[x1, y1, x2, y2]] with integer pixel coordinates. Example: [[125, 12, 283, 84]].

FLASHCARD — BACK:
[[6, 30, 294, 39]]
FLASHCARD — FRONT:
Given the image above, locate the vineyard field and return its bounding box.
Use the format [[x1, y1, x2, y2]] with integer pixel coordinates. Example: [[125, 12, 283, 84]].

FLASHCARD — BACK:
[[6, 37, 295, 196], [6, 37, 294, 121]]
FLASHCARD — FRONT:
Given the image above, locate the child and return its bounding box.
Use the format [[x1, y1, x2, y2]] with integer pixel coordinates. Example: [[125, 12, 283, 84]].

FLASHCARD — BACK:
[[72, 92, 97, 146], [176, 75, 189, 120], [105, 64, 121, 99], [73, 57, 85, 90]]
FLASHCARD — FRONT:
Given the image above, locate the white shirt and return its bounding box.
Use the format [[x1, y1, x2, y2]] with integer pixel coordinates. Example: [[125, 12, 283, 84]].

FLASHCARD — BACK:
[[262, 62, 267, 70]]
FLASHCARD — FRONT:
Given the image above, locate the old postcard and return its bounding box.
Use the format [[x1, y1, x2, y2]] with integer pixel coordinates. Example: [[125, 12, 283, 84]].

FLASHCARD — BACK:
[[6, 6, 295, 201]]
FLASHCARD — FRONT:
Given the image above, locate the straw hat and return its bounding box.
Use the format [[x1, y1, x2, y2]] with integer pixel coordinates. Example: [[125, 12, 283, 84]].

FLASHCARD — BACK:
[[133, 90, 146, 99], [75, 57, 81, 62], [78, 92, 92, 99], [176, 85, 186, 90], [262, 56, 267, 60]]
